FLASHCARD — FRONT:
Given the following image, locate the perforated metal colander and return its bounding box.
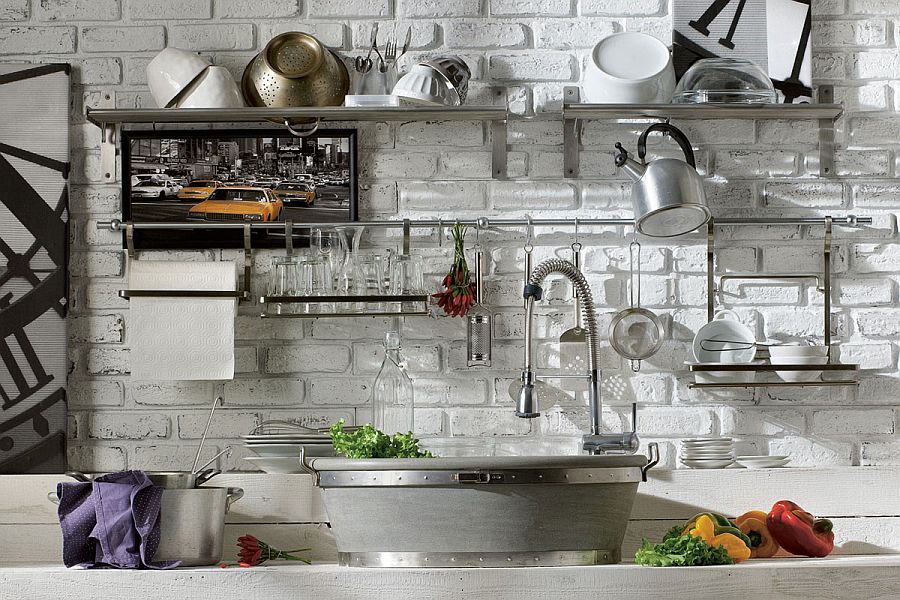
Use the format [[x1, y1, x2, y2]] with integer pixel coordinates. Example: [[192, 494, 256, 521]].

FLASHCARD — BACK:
[[242, 32, 349, 109]]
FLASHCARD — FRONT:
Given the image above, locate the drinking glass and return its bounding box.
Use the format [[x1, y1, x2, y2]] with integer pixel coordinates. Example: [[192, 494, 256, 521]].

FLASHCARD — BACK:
[[270, 256, 301, 315], [298, 256, 333, 314], [355, 253, 386, 311]]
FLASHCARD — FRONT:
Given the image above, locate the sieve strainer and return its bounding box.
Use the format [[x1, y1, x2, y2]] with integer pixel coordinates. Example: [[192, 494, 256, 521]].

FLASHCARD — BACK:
[[241, 31, 350, 125], [609, 238, 664, 372]]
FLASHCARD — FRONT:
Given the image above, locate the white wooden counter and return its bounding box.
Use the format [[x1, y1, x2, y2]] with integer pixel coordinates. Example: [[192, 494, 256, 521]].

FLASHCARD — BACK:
[[1, 556, 897, 600]]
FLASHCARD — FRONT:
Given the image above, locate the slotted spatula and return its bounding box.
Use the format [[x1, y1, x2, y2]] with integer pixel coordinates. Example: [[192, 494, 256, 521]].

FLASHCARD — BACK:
[[560, 242, 587, 391]]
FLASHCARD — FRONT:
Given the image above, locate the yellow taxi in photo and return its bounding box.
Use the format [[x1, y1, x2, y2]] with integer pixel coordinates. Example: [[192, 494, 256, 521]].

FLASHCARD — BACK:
[[273, 181, 316, 207], [188, 186, 284, 222], [177, 179, 221, 201]]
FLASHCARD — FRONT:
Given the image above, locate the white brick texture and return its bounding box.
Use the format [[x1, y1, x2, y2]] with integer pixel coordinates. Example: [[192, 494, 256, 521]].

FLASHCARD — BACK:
[[17, 0, 899, 470]]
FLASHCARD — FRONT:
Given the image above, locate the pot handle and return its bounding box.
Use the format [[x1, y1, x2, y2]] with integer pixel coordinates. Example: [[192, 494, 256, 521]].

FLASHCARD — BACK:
[[194, 468, 220, 487], [637, 123, 696, 168], [713, 309, 741, 322], [47, 491, 60, 505], [225, 487, 244, 513], [298, 446, 320, 484], [641, 442, 660, 482], [65, 470, 90, 482]]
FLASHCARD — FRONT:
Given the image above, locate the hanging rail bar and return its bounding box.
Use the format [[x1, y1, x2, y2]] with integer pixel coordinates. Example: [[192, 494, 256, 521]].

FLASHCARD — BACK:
[[95, 216, 872, 232]]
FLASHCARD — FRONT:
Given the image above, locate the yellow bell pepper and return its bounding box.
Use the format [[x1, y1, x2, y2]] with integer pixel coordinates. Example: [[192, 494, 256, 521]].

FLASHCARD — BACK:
[[689, 515, 752, 563], [735, 510, 780, 558]]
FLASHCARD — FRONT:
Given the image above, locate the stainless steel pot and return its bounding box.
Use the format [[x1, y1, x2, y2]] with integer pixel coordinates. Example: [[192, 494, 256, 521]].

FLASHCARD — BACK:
[[301, 449, 658, 568], [50, 479, 243, 567], [614, 123, 710, 238], [65, 469, 219, 489]]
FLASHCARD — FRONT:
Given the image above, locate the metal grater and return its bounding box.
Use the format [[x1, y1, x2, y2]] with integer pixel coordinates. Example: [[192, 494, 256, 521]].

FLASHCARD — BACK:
[[467, 248, 492, 367]]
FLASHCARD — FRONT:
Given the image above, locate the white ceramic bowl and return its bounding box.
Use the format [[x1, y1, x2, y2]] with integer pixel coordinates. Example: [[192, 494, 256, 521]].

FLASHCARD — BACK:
[[146, 47, 210, 108], [771, 355, 828, 383], [392, 64, 460, 106], [768, 344, 829, 359], [175, 66, 245, 109], [692, 310, 757, 383], [246, 443, 334, 458], [583, 32, 675, 104]]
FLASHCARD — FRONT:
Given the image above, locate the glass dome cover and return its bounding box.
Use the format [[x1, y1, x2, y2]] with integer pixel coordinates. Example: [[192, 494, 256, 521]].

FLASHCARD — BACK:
[[672, 57, 777, 104]]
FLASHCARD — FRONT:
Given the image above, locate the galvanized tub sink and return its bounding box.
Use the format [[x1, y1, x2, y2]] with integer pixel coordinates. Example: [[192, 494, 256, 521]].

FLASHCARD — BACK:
[[301, 447, 658, 568]]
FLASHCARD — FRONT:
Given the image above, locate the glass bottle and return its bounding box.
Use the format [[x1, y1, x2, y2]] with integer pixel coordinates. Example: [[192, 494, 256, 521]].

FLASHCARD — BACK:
[[372, 331, 414, 435]]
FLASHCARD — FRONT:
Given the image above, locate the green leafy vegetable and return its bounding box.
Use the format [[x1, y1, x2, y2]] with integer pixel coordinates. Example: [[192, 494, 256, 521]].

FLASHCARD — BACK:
[[329, 419, 433, 459], [634, 534, 734, 567], [662, 525, 685, 542]]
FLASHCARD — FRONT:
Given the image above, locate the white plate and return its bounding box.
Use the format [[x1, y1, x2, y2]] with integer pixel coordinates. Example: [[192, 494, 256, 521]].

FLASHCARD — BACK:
[[243, 456, 303, 474], [246, 443, 335, 458], [734, 456, 790, 469], [683, 437, 733, 443], [243, 435, 330, 441], [681, 452, 734, 458], [692, 311, 757, 364], [681, 459, 735, 469]]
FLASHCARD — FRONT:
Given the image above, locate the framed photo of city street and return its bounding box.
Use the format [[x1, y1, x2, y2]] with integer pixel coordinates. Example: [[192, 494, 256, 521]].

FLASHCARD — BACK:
[[121, 128, 358, 249]]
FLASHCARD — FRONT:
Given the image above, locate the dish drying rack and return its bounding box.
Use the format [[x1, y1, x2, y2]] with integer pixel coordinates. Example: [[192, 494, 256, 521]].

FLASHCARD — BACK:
[[100, 215, 870, 327], [688, 216, 861, 389]]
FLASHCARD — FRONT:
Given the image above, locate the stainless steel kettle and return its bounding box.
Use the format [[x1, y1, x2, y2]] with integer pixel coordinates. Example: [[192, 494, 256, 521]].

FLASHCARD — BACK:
[[614, 123, 710, 238]]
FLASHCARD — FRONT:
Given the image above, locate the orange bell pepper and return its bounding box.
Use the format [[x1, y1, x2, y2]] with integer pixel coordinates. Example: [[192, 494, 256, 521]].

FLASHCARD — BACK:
[[735, 510, 780, 558], [689, 515, 752, 563]]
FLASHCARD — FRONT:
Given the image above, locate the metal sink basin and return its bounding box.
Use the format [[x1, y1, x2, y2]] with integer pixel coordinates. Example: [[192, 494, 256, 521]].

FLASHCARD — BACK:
[[301, 450, 657, 567]]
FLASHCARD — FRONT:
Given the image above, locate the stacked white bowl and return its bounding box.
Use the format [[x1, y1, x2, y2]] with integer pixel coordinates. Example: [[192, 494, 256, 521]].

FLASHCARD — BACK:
[[768, 344, 829, 382], [680, 437, 735, 469]]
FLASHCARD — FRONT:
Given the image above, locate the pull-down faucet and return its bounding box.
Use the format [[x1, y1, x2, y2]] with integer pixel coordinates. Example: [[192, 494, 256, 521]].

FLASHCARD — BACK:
[[517, 258, 640, 455]]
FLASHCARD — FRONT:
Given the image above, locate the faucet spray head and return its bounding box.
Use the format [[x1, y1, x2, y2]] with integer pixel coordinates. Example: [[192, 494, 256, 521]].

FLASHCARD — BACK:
[[515, 370, 540, 418]]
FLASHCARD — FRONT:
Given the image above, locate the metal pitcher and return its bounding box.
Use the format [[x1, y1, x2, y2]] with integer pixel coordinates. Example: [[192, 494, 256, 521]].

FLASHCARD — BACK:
[[614, 123, 710, 238]]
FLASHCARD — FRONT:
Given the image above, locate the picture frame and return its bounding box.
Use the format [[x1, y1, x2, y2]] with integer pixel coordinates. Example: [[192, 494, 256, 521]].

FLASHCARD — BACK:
[[121, 128, 358, 249]]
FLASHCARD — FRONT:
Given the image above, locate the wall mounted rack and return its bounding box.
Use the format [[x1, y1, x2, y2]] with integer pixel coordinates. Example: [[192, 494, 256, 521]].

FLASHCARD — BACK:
[[86, 86, 842, 182], [562, 85, 841, 178], [690, 214, 865, 390], [98, 215, 871, 325], [86, 105, 510, 180]]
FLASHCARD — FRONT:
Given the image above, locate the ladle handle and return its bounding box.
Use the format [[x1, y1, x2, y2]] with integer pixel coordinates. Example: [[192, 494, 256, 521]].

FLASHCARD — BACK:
[[636, 122, 696, 168]]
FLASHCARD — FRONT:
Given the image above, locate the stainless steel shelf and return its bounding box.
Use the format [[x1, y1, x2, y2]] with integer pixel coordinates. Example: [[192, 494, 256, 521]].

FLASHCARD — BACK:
[[259, 293, 430, 318], [87, 104, 510, 179], [562, 85, 841, 178], [688, 363, 858, 372], [689, 380, 858, 389], [85, 105, 509, 125], [562, 103, 842, 120]]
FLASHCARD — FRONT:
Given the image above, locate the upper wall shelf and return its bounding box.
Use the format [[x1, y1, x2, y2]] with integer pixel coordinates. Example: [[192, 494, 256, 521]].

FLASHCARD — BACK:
[[86, 86, 842, 182], [86, 104, 511, 180], [562, 85, 841, 179]]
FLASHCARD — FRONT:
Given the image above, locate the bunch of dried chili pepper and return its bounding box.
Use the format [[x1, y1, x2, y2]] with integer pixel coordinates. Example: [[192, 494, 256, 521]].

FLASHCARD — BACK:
[[433, 223, 476, 317]]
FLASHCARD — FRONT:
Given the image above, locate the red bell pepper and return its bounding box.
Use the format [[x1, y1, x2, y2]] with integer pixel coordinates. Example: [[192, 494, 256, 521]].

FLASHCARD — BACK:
[[766, 500, 834, 557]]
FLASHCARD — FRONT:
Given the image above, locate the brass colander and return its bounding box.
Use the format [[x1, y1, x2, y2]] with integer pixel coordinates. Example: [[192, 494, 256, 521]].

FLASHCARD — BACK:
[[242, 32, 349, 110]]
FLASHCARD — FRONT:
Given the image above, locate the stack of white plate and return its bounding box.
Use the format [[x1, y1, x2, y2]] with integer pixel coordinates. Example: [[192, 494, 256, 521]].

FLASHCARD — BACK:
[[242, 432, 334, 474], [680, 437, 735, 469], [734, 455, 790, 469]]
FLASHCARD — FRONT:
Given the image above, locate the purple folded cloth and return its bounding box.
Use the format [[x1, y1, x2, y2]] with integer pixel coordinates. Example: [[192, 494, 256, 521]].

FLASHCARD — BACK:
[[56, 470, 180, 569]]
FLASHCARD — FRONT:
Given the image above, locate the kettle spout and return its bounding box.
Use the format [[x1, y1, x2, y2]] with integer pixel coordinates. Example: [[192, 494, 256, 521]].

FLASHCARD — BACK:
[[614, 142, 645, 182]]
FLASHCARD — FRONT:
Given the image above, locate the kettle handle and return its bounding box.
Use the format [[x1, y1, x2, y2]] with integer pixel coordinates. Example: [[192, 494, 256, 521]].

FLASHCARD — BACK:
[[637, 123, 696, 168]]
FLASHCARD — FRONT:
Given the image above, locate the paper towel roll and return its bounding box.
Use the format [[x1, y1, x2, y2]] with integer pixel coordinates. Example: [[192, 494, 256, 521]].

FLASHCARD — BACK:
[[128, 261, 237, 381]]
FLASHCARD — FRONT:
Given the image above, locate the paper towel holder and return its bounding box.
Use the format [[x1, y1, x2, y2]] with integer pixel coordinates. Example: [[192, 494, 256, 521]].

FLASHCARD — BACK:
[[119, 223, 252, 301]]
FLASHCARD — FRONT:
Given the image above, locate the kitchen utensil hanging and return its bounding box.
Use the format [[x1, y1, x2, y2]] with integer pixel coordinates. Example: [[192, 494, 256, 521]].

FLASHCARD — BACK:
[[467, 220, 492, 367], [609, 238, 664, 371], [560, 220, 587, 391]]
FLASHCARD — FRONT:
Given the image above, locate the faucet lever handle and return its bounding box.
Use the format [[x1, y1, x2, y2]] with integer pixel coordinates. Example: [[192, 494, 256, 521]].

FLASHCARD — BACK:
[[630, 402, 638, 434]]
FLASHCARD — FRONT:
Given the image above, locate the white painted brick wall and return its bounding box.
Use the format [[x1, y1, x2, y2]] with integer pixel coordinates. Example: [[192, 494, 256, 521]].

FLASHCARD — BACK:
[[2, 0, 895, 471]]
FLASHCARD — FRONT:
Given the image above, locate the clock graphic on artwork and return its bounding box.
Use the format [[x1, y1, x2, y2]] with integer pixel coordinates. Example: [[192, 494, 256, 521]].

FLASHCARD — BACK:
[[0, 64, 70, 473]]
